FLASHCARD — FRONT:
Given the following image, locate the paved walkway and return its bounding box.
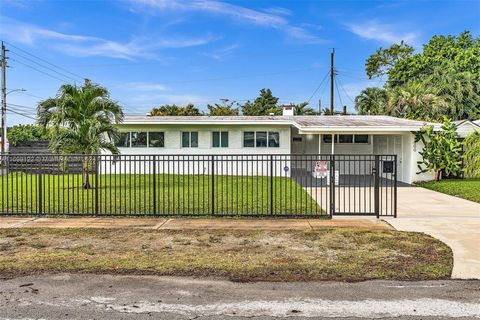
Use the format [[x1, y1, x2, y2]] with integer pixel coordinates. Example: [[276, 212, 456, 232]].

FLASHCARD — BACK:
[[385, 186, 480, 280], [0, 216, 390, 230]]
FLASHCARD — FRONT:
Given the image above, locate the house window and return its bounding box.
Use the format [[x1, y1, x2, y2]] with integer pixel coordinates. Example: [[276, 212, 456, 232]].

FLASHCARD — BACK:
[[256, 131, 267, 147], [182, 132, 198, 148], [354, 134, 369, 144], [338, 134, 354, 144], [243, 132, 255, 147], [212, 131, 229, 148], [244, 131, 280, 148], [149, 132, 164, 147], [268, 132, 280, 147], [323, 134, 369, 144], [116, 132, 130, 147], [131, 132, 147, 147]]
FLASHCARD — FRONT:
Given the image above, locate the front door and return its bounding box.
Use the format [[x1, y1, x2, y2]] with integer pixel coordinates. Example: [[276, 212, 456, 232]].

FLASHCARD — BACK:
[[374, 135, 403, 182]]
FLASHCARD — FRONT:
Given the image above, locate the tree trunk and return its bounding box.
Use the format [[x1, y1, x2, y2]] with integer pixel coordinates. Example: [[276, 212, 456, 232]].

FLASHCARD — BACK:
[[82, 157, 91, 189], [435, 169, 442, 182]]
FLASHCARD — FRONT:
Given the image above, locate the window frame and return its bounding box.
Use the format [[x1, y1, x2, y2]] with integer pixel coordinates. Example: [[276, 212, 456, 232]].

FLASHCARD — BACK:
[[148, 132, 165, 148], [243, 131, 280, 148], [322, 134, 370, 144], [212, 131, 229, 148], [182, 131, 199, 148]]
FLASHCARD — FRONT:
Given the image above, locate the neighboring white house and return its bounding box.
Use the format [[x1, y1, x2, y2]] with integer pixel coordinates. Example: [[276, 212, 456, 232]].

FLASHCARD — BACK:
[[107, 107, 439, 184], [454, 119, 480, 138]]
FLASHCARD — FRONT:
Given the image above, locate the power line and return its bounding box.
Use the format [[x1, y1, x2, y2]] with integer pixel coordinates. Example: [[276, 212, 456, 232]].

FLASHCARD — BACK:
[[9, 50, 80, 83], [334, 77, 344, 107], [306, 70, 330, 104], [336, 77, 355, 104], [2, 40, 85, 81], [8, 90, 46, 100], [6, 102, 37, 111], [11, 58, 74, 83], [5, 106, 37, 120]]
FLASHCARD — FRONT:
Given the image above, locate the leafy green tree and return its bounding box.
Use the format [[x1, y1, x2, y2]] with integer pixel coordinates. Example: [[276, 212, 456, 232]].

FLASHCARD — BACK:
[[463, 131, 480, 178], [149, 104, 182, 116], [423, 67, 480, 121], [149, 103, 201, 116], [7, 124, 53, 146], [415, 118, 463, 181], [354, 87, 388, 115], [37, 80, 124, 189], [207, 99, 239, 116], [178, 103, 201, 116], [365, 41, 414, 79], [241, 89, 281, 116], [386, 81, 449, 121], [361, 31, 480, 121]]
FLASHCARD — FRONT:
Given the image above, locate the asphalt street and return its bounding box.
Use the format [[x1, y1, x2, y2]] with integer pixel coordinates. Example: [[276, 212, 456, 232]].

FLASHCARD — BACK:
[[0, 274, 479, 319]]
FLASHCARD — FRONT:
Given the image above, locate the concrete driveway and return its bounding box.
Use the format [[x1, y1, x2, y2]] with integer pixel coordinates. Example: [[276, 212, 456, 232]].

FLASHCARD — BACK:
[[385, 186, 480, 280]]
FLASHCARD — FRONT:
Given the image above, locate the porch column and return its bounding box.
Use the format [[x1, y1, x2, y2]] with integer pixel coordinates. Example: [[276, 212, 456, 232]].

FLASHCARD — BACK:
[[331, 134, 335, 154]]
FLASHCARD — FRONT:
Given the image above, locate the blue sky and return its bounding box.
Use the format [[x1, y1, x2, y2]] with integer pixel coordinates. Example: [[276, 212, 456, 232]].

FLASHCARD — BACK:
[[1, 0, 479, 124]]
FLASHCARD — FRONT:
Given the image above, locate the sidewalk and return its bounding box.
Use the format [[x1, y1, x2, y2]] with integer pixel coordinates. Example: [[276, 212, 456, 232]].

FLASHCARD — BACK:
[[0, 216, 390, 230]]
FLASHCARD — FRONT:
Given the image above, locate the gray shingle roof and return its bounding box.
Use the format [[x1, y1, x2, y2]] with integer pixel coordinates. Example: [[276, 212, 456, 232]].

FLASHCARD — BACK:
[[121, 115, 438, 131]]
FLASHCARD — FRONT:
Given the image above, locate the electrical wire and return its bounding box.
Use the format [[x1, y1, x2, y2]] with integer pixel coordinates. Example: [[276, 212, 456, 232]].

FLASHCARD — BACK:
[[306, 70, 330, 104], [334, 77, 344, 107], [336, 77, 355, 104], [3, 40, 85, 80], [9, 50, 80, 82], [10, 58, 74, 83]]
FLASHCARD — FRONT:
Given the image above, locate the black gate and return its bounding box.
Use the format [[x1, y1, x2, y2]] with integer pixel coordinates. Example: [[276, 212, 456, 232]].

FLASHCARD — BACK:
[[0, 154, 397, 218]]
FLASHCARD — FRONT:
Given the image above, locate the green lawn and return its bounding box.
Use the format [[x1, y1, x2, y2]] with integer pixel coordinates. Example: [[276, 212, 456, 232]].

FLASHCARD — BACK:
[[0, 173, 324, 216], [417, 179, 480, 203]]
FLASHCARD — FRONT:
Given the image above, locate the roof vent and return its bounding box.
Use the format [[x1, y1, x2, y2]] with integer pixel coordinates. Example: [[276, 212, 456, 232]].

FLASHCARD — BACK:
[[282, 105, 294, 116]]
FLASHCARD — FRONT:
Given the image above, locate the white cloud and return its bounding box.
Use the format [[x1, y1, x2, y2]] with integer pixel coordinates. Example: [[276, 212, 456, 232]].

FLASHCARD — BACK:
[[0, 16, 217, 60], [346, 21, 419, 44], [129, 0, 325, 44], [201, 43, 240, 61]]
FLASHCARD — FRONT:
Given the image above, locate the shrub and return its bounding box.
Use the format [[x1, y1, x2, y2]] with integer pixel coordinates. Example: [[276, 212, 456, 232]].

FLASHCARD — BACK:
[[7, 124, 53, 146], [463, 131, 480, 178]]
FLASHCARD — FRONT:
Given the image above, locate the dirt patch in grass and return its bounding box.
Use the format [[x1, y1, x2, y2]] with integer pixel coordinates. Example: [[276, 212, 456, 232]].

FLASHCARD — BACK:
[[0, 228, 452, 282]]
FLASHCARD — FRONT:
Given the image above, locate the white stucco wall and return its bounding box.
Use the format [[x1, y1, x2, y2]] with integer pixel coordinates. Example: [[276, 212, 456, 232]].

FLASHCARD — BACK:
[[115, 124, 291, 155], [101, 124, 292, 177], [456, 121, 480, 138], [402, 132, 435, 184]]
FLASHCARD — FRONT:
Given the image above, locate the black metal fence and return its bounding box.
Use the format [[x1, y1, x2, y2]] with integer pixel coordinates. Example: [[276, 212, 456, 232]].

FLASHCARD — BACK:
[[0, 154, 397, 218]]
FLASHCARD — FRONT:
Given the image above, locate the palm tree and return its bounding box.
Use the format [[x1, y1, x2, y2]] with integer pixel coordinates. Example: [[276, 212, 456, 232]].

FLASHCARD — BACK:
[[386, 81, 449, 121], [37, 80, 124, 189], [290, 102, 318, 115], [354, 87, 387, 115]]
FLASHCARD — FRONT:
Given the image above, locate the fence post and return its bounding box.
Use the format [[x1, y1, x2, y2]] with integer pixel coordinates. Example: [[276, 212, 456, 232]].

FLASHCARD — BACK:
[[393, 155, 397, 218], [211, 155, 215, 215], [152, 155, 157, 215], [329, 154, 335, 217], [37, 164, 43, 215], [374, 155, 380, 218], [270, 155, 274, 215], [94, 155, 99, 216]]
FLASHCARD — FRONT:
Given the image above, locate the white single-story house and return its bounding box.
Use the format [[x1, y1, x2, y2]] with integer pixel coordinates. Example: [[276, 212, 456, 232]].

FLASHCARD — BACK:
[[454, 119, 480, 138], [108, 107, 439, 184]]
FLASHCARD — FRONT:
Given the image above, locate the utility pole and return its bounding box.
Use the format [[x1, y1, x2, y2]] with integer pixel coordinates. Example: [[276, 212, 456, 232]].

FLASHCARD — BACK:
[[330, 48, 335, 115], [318, 99, 321, 115], [1, 42, 6, 155]]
